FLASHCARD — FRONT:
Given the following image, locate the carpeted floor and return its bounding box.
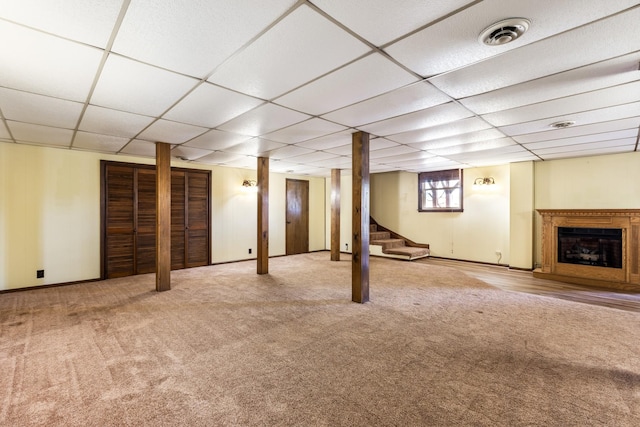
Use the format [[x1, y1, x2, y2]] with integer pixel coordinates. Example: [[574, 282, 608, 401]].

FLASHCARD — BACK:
[[1, 252, 639, 426]]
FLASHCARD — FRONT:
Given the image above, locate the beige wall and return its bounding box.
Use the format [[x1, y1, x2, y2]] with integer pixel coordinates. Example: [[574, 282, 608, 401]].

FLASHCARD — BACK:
[[0, 143, 325, 290], [324, 171, 352, 253], [533, 151, 640, 267], [509, 161, 535, 269], [371, 166, 511, 265]]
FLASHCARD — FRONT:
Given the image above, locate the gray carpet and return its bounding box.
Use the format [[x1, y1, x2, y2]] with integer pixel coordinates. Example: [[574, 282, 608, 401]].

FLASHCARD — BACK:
[[1, 252, 639, 426]]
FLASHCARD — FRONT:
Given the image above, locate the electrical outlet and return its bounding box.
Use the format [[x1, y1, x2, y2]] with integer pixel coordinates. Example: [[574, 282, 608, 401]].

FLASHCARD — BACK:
[[495, 250, 502, 255], [345, 243, 348, 251], [248, 248, 252, 254], [36, 269, 44, 278]]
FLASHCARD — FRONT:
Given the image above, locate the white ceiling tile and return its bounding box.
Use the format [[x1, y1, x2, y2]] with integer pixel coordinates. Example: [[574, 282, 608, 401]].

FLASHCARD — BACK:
[[370, 145, 420, 159], [267, 145, 314, 160], [388, 117, 493, 145], [224, 138, 286, 156], [262, 118, 347, 144], [539, 144, 635, 160], [482, 81, 640, 127], [385, 156, 460, 169], [294, 130, 355, 150], [323, 144, 352, 156], [500, 102, 640, 136], [0, 0, 123, 48], [219, 155, 257, 169], [360, 102, 474, 137], [522, 129, 639, 150], [268, 161, 311, 173], [79, 105, 154, 138], [183, 130, 253, 151], [373, 151, 434, 164], [0, 21, 103, 101], [294, 167, 332, 176], [218, 103, 310, 137], [408, 128, 506, 150], [0, 88, 83, 128], [285, 151, 341, 164], [428, 138, 515, 156], [137, 119, 208, 144], [164, 83, 264, 128], [322, 81, 451, 127], [112, 0, 297, 77], [513, 117, 640, 144], [275, 53, 419, 115], [91, 55, 199, 116], [8, 121, 73, 147], [428, 4, 640, 98], [464, 153, 539, 167], [371, 138, 401, 151], [119, 140, 161, 157], [307, 156, 353, 168], [73, 131, 129, 153], [388, 0, 639, 78], [170, 145, 213, 161], [0, 124, 11, 139], [197, 151, 245, 165], [208, 4, 370, 99], [460, 52, 640, 114], [313, 0, 472, 46], [446, 144, 531, 162], [532, 138, 636, 156]]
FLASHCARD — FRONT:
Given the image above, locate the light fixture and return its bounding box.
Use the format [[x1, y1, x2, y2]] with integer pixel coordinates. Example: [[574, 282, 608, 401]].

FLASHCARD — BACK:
[[479, 18, 530, 46], [242, 179, 257, 187], [474, 177, 495, 186]]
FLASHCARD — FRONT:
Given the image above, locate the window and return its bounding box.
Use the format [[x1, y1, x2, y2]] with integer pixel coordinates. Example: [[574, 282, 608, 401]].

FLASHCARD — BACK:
[[418, 169, 463, 212]]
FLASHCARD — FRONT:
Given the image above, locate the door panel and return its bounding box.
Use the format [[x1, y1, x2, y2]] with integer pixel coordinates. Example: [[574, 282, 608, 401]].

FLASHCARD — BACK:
[[187, 173, 209, 267], [136, 169, 156, 274], [171, 171, 186, 269], [286, 179, 309, 255], [105, 165, 135, 278]]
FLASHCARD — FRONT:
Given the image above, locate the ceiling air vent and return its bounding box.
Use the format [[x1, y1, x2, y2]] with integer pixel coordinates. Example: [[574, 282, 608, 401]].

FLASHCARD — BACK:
[[550, 121, 575, 129], [479, 18, 530, 46]]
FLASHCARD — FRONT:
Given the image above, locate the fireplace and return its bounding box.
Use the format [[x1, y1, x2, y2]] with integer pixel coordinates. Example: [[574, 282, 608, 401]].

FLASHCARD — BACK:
[[535, 209, 640, 291]]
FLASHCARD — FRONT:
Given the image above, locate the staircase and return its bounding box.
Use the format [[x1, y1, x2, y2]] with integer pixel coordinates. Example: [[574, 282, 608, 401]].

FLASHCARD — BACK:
[[369, 223, 430, 261]]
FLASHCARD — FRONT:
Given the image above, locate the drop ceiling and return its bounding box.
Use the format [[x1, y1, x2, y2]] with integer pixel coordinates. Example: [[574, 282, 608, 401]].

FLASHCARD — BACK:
[[1, 0, 639, 176]]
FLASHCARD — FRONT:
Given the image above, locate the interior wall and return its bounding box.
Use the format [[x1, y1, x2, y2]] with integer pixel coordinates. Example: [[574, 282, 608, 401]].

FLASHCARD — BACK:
[[509, 161, 535, 269], [324, 171, 353, 253], [0, 143, 325, 290], [371, 166, 511, 265], [533, 151, 640, 267]]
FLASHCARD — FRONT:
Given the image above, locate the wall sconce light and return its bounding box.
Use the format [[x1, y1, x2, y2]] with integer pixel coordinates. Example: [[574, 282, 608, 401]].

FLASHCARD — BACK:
[[474, 177, 495, 186], [242, 179, 257, 187]]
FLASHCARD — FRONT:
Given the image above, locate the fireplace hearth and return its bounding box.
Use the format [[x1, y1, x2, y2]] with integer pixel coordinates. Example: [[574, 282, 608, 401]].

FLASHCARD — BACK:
[[535, 209, 640, 291]]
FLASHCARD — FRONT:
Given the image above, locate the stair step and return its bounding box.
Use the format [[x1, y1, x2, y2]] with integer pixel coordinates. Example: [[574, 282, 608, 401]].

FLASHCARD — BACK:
[[370, 224, 378, 232], [370, 231, 390, 240], [384, 246, 430, 260], [370, 238, 406, 250]]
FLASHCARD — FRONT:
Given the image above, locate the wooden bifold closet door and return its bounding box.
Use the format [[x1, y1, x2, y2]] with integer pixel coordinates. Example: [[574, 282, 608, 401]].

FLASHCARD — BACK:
[[101, 161, 211, 279]]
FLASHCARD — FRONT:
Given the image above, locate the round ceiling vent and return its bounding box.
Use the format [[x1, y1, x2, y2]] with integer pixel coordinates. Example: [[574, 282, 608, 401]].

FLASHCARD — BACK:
[[479, 18, 530, 46], [550, 120, 576, 129]]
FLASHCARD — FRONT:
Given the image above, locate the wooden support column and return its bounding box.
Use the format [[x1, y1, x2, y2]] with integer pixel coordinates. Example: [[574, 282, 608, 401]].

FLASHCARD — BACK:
[[257, 157, 269, 274], [155, 142, 171, 292], [352, 132, 370, 303], [331, 168, 341, 261]]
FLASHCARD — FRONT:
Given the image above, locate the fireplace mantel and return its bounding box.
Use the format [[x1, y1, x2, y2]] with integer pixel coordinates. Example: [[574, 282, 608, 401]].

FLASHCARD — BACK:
[[534, 209, 640, 291]]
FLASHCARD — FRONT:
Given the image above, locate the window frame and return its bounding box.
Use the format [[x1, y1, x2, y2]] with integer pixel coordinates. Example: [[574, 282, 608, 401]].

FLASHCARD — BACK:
[[418, 169, 464, 212]]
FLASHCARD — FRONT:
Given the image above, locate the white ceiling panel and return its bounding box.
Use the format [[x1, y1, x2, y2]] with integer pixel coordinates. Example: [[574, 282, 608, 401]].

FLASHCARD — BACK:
[[539, 144, 635, 160], [0, 88, 83, 128], [184, 130, 252, 151], [322, 81, 451, 127], [119, 139, 160, 157], [294, 130, 354, 150], [482, 81, 640, 127], [427, 138, 515, 156], [533, 138, 636, 155], [522, 129, 639, 150], [460, 52, 640, 114], [513, 117, 640, 144], [307, 156, 353, 168], [267, 145, 314, 160], [137, 119, 208, 144], [429, 5, 640, 98], [112, 0, 297, 78], [500, 102, 640, 136], [373, 151, 434, 164], [0, 0, 123, 48], [446, 144, 532, 162], [170, 145, 213, 161], [91, 55, 198, 116], [262, 118, 347, 144], [8, 121, 73, 147], [313, 0, 473, 46], [285, 151, 340, 164], [323, 144, 354, 156], [73, 131, 129, 153], [0, 21, 103, 101], [360, 102, 474, 137], [275, 53, 419, 116], [224, 138, 286, 156], [388, 117, 493, 145], [208, 5, 370, 100], [79, 105, 155, 138], [370, 145, 420, 159], [268, 161, 314, 173], [196, 151, 245, 165], [408, 128, 506, 151], [218, 103, 310, 137], [164, 83, 264, 128], [219, 155, 257, 169], [0, 125, 11, 140]]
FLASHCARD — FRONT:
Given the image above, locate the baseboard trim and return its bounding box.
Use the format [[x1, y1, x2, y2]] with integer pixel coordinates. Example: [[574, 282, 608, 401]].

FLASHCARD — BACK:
[[0, 278, 102, 294]]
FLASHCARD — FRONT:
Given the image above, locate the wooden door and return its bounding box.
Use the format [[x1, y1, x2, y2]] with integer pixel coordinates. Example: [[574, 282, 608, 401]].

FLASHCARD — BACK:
[[136, 169, 157, 274], [171, 171, 186, 269], [186, 172, 210, 267], [104, 165, 135, 278], [286, 179, 309, 255]]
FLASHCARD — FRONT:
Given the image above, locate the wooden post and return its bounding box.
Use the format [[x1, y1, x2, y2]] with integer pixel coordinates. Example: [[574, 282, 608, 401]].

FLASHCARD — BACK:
[[257, 157, 269, 274], [155, 142, 171, 292], [352, 132, 370, 303], [331, 168, 341, 261]]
